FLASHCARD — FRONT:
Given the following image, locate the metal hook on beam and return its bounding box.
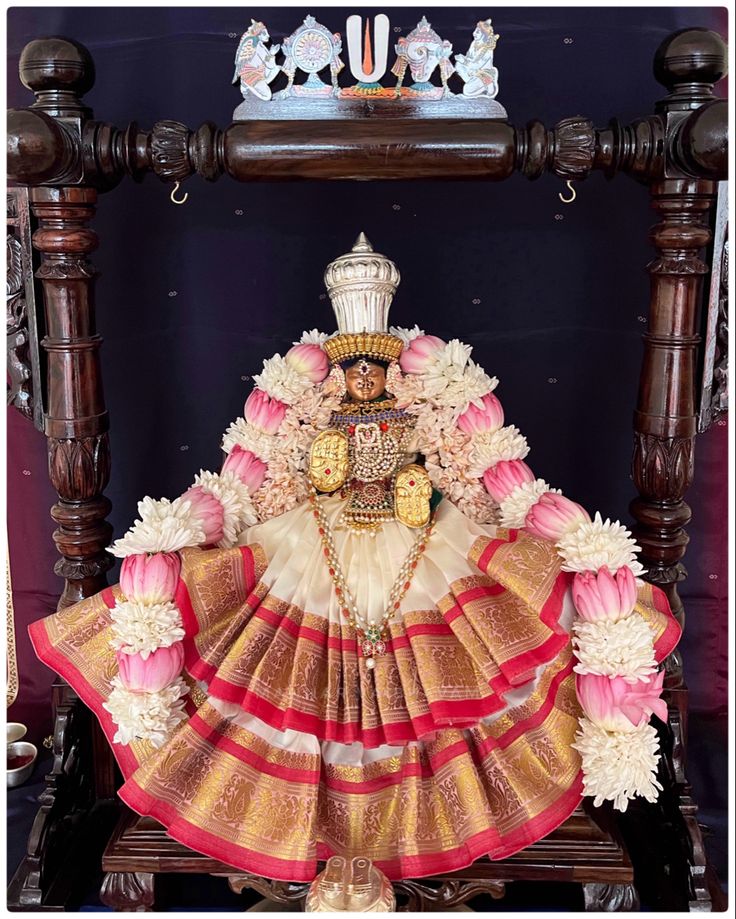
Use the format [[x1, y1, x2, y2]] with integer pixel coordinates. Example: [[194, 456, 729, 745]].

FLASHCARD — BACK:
[[170, 181, 189, 205], [558, 179, 577, 204]]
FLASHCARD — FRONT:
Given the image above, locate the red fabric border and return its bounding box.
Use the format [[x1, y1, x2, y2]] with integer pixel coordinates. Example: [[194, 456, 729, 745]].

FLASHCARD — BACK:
[[28, 616, 140, 779]]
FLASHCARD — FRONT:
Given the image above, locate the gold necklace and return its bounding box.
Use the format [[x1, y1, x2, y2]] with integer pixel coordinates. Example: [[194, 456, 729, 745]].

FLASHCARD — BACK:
[[308, 488, 434, 669]]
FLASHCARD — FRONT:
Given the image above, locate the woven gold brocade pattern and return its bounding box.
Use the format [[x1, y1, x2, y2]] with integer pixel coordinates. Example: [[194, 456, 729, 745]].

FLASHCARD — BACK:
[[126, 653, 581, 864]]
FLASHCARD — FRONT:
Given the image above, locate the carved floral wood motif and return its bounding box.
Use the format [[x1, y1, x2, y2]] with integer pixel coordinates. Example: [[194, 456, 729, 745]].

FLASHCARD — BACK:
[[5, 21, 727, 914]]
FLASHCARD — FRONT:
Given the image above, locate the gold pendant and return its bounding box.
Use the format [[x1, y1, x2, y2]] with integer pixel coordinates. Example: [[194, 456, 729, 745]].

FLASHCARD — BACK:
[[309, 429, 349, 493], [394, 463, 432, 528]]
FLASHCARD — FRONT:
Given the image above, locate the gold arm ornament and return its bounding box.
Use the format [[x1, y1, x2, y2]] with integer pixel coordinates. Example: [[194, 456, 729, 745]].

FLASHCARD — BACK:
[[394, 463, 433, 528], [309, 429, 349, 493]]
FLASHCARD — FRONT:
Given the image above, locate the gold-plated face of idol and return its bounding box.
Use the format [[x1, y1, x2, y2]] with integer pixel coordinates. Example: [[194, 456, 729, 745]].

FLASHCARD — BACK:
[[344, 359, 387, 402]]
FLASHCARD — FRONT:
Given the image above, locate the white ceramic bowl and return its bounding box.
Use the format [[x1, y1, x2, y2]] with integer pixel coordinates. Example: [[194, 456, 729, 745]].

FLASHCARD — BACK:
[[7, 740, 37, 788], [6, 723, 27, 744]]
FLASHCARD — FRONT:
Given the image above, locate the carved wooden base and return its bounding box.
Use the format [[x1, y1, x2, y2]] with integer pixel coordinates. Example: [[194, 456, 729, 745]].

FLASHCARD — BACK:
[[583, 883, 640, 912], [7, 680, 118, 911], [101, 804, 636, 912], [100, 872, 155, 912]]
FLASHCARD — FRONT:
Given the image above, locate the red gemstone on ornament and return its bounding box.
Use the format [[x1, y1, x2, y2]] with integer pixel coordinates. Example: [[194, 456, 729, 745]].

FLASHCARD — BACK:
[[374, 640, 386, 655], [328, 568, 335, 576], [362, 640, 373, 655], [318, 527, 325, 535], [348, 425, 356, 435], [409, 480, 415, 486], [380, 422, 389, 432], [323, 548, 330, 557], [404, 581, 411, 591], [325, 469, 331, 475]]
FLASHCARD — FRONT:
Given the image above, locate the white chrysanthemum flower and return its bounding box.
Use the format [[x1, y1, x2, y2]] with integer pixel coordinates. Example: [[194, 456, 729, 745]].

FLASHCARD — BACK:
[[253, 354, 312, 405], [571, 718, 663, 811], [294, 329, 329, 346], [221, 417, 276, 462], [109, 599, 185, 658], [499, 480, 560, 528], [389, 324, 425, 344], [467, 425, 530, 478], [557, 512, 645, 576], [103, 675, 189, 748], [192, 469, 258, 547], [572, 616, 657, 682], [107, 496, 206, 558]]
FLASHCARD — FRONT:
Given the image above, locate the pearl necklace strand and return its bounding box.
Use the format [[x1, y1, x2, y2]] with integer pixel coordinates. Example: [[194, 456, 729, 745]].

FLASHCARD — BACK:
[[308, 488, 434, 669]]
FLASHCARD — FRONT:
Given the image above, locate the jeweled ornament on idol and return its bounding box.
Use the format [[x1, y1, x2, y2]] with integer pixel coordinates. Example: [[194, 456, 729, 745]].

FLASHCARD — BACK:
[[30, 232, 680, 884]]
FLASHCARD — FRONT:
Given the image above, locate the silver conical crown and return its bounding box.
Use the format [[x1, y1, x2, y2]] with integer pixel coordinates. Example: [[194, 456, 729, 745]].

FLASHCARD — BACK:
[[323, 233, 401, 334]]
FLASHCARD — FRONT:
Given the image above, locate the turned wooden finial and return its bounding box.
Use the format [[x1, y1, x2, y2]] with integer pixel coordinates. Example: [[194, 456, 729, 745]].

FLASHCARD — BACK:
[[19, 36, 95, 117], [653, 28, 727, 110]]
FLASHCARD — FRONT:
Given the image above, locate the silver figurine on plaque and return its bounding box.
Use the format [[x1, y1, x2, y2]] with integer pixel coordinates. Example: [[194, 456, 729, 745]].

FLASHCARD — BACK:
[[391, 16, 454, 99], [232, 20, 281, 104], [277, 15, 345, 98], [455, 19, 502, 99]]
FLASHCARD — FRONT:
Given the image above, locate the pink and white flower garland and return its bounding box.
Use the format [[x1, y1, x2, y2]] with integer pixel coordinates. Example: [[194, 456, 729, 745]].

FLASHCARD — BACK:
[[397, 330, 669, 811], [102, 335, 334, 747]]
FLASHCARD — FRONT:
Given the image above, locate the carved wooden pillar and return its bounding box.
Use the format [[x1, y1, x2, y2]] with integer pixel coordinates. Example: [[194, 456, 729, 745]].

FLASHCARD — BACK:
[[30, 186, 113, 608], [630, 30, 726, 649], [13, 39, 115, 609], [631, 178, 715, 629]]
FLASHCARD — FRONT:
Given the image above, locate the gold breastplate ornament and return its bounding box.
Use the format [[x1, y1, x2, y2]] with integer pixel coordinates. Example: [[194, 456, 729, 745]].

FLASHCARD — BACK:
[[309, 398, 432, 533]]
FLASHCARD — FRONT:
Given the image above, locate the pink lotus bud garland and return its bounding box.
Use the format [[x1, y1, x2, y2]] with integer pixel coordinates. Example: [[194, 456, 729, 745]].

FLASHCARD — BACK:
[[471, 390, 667, 811], [244, 388, 288, 434], [221, 445, 268, 494], [120, 552, 180, 605], [116, 642, 186, 693], [285, 343, 329, 383]]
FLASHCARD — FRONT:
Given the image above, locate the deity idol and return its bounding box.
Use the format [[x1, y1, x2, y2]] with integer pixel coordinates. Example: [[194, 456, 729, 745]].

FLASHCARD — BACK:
[[30, 235, 680, 882]]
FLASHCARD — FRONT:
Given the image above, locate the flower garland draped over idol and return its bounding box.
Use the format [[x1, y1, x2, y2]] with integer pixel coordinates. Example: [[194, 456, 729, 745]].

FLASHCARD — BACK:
[[103, 325, 674, 814]]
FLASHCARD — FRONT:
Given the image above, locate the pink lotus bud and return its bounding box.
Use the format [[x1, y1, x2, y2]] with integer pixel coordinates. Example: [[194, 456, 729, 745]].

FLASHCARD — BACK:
[[572, 565, 638, 623], [222, 445, 267, 493], [116, 642, 185, 693], [182, 486, 225, 546], [482, 459, 535, 502], [120, 552, 181, 604], [575, 671, 667, 732], [244, 388, 287, 434], [285, 343, 329, 383], [525, 492, 591, 541], [399, 335, 446, 375], [457, 392, 504, 434]]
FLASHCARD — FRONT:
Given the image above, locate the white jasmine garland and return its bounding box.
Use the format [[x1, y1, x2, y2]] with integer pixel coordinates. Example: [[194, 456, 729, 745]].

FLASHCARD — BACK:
[[467, 425, 530, 478], [221, 417, 276, 462], [572, 616, 657, 682], [419, 340, 498, 413], [103, 675, 189, 748], [499, 480, 560, 529], [557, 512, 645, 576], [107, 496, 206, 558], [109, 599, 185, 658], [389, 324, 425, 344], [571, 718, 663, 811], [253, 354, 313, 405], [295, 329, 329, 346], [192, 469, 258, 547]]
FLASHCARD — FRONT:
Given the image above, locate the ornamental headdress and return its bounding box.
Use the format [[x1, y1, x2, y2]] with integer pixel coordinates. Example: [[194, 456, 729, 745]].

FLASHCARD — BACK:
[[323, 233, 403, 366]]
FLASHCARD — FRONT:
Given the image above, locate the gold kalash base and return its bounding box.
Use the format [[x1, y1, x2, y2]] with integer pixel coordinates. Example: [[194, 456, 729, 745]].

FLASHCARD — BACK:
[[306, 856, 396, 911]]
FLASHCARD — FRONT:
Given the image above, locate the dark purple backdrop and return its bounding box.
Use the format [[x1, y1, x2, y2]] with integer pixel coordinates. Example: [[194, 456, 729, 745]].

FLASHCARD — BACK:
[[7, 3, 728, 875]]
